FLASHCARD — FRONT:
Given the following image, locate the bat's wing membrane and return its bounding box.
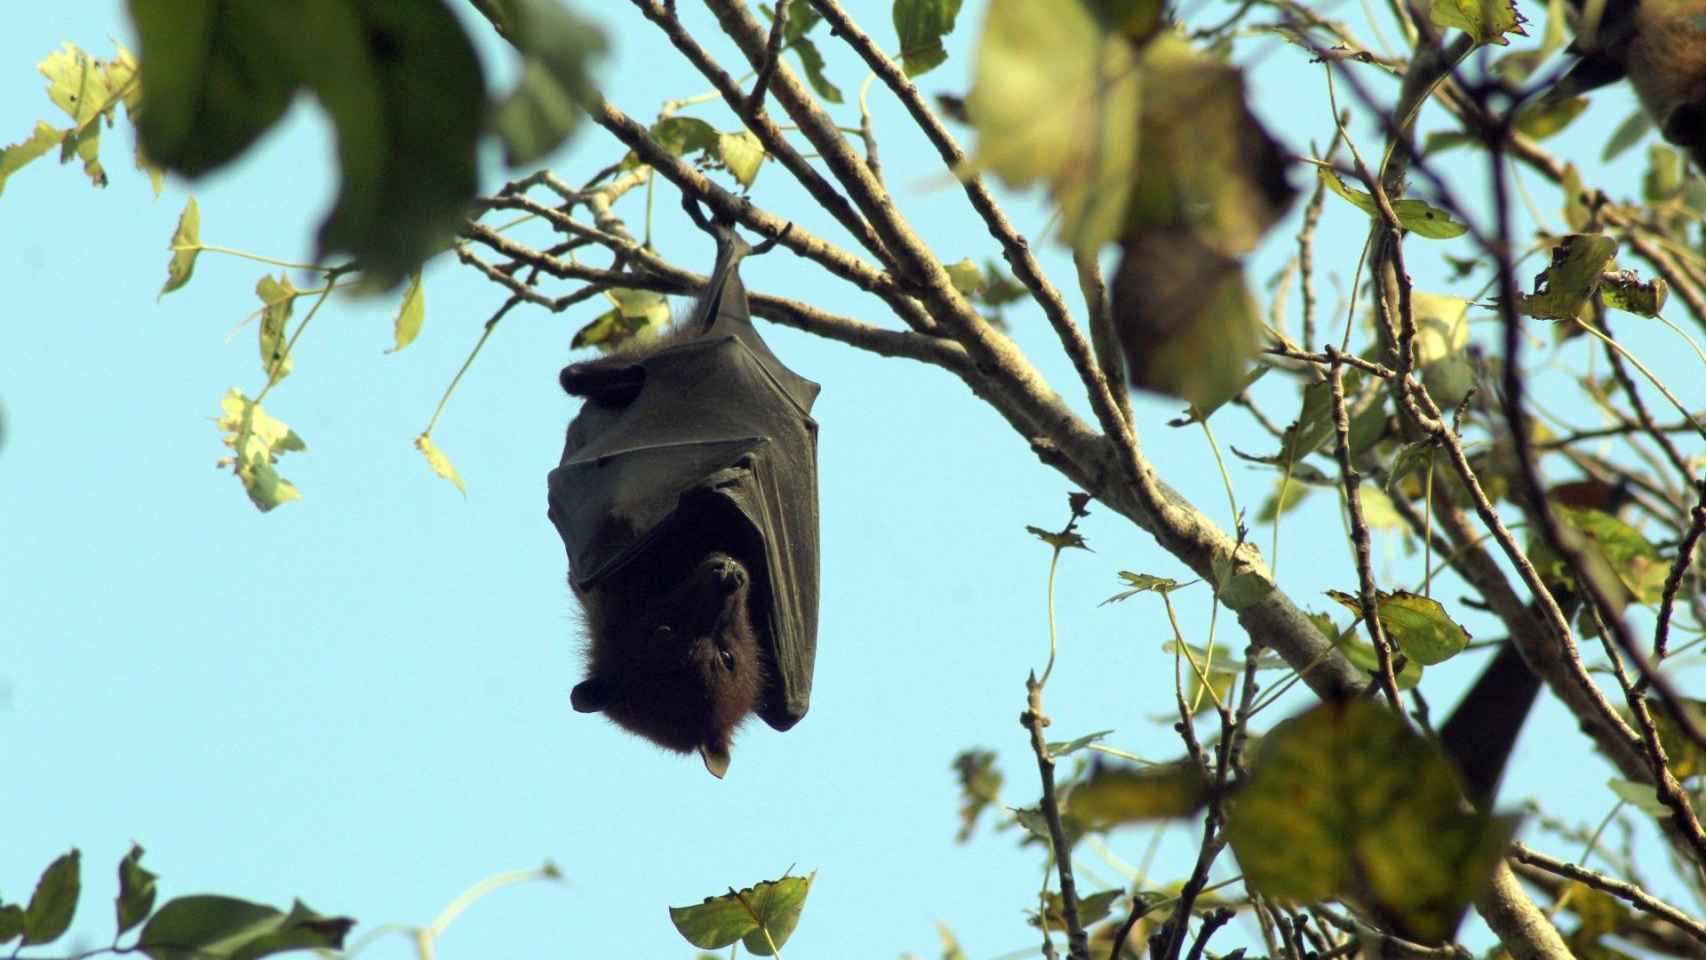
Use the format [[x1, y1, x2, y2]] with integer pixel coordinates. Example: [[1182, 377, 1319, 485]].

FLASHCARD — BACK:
[[549, 328, 820, 730]]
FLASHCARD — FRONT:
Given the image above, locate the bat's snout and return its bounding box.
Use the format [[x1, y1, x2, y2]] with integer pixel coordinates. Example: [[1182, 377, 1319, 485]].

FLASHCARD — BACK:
[[703, 552, 748, 593]]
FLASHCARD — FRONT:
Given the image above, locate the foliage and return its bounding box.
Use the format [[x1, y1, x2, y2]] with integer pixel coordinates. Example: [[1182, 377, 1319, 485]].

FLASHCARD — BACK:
[[11, 0, 1706, 957]]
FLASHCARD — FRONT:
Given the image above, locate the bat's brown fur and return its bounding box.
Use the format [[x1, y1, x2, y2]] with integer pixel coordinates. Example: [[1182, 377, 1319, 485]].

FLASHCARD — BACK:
[[569, 542, 767, 778]]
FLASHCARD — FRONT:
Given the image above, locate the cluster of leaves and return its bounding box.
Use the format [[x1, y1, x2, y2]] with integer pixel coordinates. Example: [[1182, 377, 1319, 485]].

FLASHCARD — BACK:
[[1, 847, 351, 960], [5, 0, 606, 287]]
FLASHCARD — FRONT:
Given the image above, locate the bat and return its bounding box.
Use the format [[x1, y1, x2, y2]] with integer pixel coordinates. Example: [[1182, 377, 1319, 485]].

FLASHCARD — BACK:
[[1550, 0, 1706, 169], [546, 204, 820, 778]]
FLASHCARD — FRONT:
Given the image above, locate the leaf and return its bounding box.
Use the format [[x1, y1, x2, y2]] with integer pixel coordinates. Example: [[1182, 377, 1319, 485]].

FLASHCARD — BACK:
[[137, 897, 353, 960], [1598, 269, 1667, 317], [116, 845, 159, 937], [1104, 571, 1184, 603], [1211, 552, 1272, 611], [1514, 96, 1587, 139], [1047, 729, 1116, 758], [255, 274, 296, 384], [1561, 163, 1590, 232], [1428, 0, 1527, 45], [1026, 525, 1089, 552], [650, 116, 721, 160], [414, 434, 466, 494], [0, 121, 59, 196], [894, 0, 964, 77], [1068, 762, 1209, 827], [38, 44, 122, 187], [131, 0, 489, 286], [788, 37, 843, 103], [22, 850, 79, 946], [1111, 231, 1262, 409], [1324, 589, 1471, 665], [1601, 109, 1652, 163], [668, 873, 814, 956], [966, 0, 1141, 250], [389, 272, 425, 352], [491, 0, 606, 165], [160, 197, 201, 298], [1318, 168, 1468, 239], [945, 257, 984, 295], [1326, 618, 1425, 689], [1163, 640, 1288, 674], [1358, 486, 1405, 531], [1550, 506, 1670, 604], [1029, 889, 1123, 930], [717, 130, 765, 187], [1643, 144, 1684, 204], [215, 389, 306, 512], [1225, 699, 1517, 943], [1411, 293, 1470, 366], [952, 749, 1003, 842], [0, 905, 23, 944], [1513, 233, 1620, 320], [1606, 778, 1670, 817]]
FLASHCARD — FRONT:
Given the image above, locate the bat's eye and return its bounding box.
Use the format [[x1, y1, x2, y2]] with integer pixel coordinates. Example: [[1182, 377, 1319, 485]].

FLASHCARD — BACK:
[[652, 625, 674, 642], [718, 649, 735, 671]]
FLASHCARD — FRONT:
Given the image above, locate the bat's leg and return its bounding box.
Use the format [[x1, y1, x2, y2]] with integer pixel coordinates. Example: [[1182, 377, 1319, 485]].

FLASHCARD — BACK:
[[559, 362, 645, 405]]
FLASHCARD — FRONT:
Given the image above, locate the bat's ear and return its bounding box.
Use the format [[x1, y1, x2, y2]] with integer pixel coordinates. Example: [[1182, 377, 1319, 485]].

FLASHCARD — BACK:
[[700, 741, 731, 779], [571, 677, 612, 713]]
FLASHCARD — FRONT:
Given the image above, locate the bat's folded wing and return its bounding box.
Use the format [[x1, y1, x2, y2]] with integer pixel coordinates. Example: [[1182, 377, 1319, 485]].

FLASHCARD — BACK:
[[548, 333, 820, 730]]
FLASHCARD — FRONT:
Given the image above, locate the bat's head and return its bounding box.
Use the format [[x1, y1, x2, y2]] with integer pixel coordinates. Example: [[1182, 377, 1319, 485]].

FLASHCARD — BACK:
[[570, 547, 767, 778]]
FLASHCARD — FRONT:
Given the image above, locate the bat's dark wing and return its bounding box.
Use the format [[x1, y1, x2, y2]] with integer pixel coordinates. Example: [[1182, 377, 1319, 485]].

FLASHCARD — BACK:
[[548, 258, 821, 731]]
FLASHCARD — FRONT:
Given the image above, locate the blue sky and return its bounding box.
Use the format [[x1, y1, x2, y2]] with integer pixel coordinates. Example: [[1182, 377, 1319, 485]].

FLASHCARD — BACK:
[[3, 2, 1700, 958]]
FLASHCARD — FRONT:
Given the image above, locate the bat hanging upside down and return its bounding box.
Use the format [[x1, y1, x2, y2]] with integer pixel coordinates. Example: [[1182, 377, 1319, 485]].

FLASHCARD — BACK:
[[546, 202, 820, 778]]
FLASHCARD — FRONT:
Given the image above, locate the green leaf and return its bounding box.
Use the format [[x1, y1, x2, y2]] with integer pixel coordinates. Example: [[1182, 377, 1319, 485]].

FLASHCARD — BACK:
[[138, 897, 353, 960], [1211, 552, 1272, 611], [0, 905, 23, 943], [1606, 778, 1670, 817], [1554, 506, 1670, 604], [966, 0, 1141, 249], [215, 389, 307, 512], [1598, 269, 1667, 317], [160, 196, 201, 298], [0, 121, 59, 196], [651, 116, 720, 160], [1644, 144, 1684, 204], [1046, 729, 1116, 758], [1163, 640, 1288, 674], [1561, 163, 1590, 231], [1358, 486, 1405, 531], [1601, 109, 1652, 162], [491, 0, 606, 165], [1327, 618, 1425, 689], [1029, 889, 1123, 930], [894, 0, 964, 77], [945, 257, 984, 295], [1068, 762, 1209, 827], [668, 873, 814, 956], [1104, 571, 1185, 603], [1318, 168, 1468, 239], [571, 287, 672, 351], [38, 44, 122, 187], [717, 130, 765, 187], [1256, 477, 1312, 524], [789, 37, 843, 103], [1514, 95, 1586, 139], [255, 273, 296, 384], [414, 434, 466, 495], [1513, 233, 1619, 320], [389, 271, 425, 353], [1428, 0, 1528, 45], [127, 4, 296, 176], [1324, 589, 1471, 665], [1225, 699, 1516, 943], [1026, 525, 1089, 552], [1412, 293, 1469, 365], [952, 749, 1003, 842], [22, 850, 80, 946], [116, 845, 159, 937]]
